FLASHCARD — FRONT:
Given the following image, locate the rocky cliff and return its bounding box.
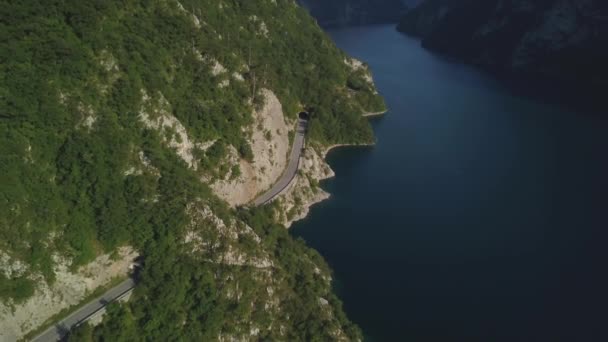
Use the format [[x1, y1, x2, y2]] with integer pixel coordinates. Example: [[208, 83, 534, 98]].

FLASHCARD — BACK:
[[397, 0, 608, 86]]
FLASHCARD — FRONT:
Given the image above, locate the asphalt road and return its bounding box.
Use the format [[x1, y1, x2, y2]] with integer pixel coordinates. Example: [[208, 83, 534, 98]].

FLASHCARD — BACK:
[[253, 118, 308, 206], [31, 278, 136, 342], [30, 119, 307, 341]]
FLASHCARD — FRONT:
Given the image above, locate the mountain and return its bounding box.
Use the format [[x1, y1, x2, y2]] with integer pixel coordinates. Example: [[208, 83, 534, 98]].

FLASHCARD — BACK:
[[298, 0, 408, 27], [397, 0, 608, 86], [0, 0, 385, 340]]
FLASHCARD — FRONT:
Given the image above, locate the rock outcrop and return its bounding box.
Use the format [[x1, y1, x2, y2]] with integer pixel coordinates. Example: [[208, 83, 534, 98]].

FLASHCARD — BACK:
[[274, 147, 335, 228], [179, 200, 354, 341], [211, 89, 292, 207]]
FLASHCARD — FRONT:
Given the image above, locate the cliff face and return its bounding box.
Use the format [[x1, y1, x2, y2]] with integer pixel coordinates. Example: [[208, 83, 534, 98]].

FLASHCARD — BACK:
[[210, 88, 292, 207], [299, 0, 408, 27], [397, 0, 608, 85]]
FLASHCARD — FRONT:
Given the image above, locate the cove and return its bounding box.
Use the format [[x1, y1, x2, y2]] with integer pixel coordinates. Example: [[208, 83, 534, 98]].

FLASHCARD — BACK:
[[291, 25, 608, 341]]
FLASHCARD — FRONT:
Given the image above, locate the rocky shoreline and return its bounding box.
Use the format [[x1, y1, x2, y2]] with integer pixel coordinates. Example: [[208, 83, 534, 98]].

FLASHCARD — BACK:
[[275, 110, 386, 228]]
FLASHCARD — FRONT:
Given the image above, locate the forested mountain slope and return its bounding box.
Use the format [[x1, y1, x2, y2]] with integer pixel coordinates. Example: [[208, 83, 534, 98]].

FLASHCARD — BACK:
[[0, 0, 384, 340], [298, 0, 408, 28], [397, 0, 608, 86]]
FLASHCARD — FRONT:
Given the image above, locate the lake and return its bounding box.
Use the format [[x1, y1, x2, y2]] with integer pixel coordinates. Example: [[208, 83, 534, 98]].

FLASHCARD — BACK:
[[291, 24, 608, 341]]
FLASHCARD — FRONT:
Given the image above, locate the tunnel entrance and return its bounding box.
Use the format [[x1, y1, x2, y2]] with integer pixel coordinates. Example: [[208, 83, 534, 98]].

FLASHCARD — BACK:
[[298, 111, 310, 120]]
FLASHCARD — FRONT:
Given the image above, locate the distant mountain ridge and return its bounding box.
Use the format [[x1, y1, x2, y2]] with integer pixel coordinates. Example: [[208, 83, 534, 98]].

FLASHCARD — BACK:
[[298, 0, 409, 27], [397, 0, 608, 86]]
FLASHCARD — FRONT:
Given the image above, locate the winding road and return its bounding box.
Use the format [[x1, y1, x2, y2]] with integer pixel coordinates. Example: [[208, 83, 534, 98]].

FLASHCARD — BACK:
[[30, 118, 308, 341], [31, 278, 136, 342], [252, 117, 308, 206]]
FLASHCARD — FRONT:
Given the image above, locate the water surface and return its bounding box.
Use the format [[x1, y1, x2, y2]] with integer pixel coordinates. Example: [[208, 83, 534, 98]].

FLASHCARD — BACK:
[[292, 25, 608, 341]]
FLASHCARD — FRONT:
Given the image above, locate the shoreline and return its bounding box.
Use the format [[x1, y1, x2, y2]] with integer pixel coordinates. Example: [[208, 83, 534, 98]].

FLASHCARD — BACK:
[[323, 142, 375, 159], [362, 109, 388, 117], [322, 108, 386, 157], [279, 109, 383, 227], [280, 142, 375, 228]]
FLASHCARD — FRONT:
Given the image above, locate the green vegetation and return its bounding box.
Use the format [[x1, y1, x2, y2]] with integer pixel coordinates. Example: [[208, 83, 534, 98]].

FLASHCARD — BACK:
[[0, 274, 35, 304], [1, 0, 383, 339], [67, 205, 362, 341]]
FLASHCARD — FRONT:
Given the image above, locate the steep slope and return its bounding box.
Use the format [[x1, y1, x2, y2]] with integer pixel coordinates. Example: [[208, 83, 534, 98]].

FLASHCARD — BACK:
[[298, 0, 408, 28], [397, 0, 608, 86], [396, 0, 459, 37], [0, 0, 385, 340]]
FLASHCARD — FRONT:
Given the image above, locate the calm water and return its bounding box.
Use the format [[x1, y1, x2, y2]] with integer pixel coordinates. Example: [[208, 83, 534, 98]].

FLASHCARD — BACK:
[[291, 25, 608, 341]]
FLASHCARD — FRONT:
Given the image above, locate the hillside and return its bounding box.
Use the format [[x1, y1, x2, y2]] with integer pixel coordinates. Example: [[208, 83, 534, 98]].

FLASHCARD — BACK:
[[0, 0, 385, 340], [397, 0, 608, 86], [298, 0, 408, 28]]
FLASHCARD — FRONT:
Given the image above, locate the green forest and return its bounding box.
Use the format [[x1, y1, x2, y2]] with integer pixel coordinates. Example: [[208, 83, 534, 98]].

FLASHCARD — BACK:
[[1, 0, 383, 339]]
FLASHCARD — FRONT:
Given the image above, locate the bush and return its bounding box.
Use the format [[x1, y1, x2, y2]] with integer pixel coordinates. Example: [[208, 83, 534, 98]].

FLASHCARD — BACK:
[[0, 275, 35, 304]]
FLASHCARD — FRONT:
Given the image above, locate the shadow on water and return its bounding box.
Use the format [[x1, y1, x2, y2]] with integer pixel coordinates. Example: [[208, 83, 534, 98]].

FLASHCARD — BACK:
[[420, 43, 608, 119], [486, 72, 607, 118]]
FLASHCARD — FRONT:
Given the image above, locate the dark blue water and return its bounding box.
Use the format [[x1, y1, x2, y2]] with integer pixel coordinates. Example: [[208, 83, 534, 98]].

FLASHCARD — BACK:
[[291, 25, 608, 342]]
